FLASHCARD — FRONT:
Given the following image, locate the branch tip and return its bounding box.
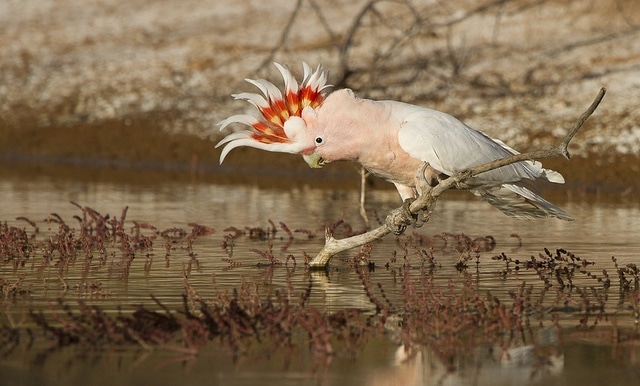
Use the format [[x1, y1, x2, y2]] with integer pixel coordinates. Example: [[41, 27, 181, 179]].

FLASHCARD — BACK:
[[324, 228, 334, 242]]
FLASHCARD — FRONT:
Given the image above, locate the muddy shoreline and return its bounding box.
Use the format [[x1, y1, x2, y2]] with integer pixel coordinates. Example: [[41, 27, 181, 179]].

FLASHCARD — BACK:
[[0, 111, 636, 200]]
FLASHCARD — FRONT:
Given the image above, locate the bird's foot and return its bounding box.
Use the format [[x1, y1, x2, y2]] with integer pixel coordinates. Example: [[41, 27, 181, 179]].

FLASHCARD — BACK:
[[386, 198, 417, 235], [413, 209, 432, 228], [419, 164, 448, 187]]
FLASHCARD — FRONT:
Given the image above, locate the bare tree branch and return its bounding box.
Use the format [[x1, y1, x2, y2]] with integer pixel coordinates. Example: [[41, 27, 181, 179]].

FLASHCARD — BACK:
[[308, 87, 606, 268], [255, 0, 304, 72], [337, 0, 378, 85], [307, 0, 341, 45], [256, 0, 342, 75]]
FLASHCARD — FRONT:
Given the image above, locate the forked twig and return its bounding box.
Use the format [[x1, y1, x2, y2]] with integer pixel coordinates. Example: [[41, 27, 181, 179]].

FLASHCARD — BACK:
[[308, 87, 606, 268]]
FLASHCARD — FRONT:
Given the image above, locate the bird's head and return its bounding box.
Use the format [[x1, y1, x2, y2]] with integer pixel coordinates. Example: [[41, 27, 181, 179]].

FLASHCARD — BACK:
[[216, 62, 332, 166]]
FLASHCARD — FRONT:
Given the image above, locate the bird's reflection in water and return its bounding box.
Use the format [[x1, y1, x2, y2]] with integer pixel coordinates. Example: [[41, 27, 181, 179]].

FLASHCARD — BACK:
[[369, 330, 563, 386]]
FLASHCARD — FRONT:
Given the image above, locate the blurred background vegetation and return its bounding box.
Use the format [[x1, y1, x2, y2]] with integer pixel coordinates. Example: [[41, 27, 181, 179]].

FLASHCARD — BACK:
[[1, 0, 638, 191]]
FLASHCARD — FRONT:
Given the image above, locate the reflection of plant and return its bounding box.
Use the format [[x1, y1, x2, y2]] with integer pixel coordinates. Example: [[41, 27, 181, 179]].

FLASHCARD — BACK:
[[613, 256, 640, 291], [1, 204, 639, 375], [492, 247, 601, 290]]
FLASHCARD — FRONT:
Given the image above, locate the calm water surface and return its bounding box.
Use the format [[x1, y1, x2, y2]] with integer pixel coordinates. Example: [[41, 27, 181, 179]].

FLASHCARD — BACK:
[[1, 174, 639, 386]]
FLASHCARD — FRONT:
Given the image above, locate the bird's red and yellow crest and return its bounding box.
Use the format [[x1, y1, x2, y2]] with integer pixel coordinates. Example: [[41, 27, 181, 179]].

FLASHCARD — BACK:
[[217, 63, 331, 162]]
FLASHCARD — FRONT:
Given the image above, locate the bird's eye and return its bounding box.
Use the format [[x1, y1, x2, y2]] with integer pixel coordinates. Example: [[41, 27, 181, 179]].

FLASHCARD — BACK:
[[315, 136, 323, 145]]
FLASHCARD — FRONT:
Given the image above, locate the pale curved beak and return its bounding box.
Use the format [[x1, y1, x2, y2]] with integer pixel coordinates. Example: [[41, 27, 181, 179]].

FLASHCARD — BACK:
[[303, 153, 330, 168]]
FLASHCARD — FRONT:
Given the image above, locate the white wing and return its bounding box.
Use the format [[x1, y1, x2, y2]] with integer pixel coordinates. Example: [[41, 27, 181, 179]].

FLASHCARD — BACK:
[[395, 104, 572, 220], [396, 106, 560, 185]]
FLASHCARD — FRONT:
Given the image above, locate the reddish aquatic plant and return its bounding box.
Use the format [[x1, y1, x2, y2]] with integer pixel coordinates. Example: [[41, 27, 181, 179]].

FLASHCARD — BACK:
[[2, 203, 640, 377]]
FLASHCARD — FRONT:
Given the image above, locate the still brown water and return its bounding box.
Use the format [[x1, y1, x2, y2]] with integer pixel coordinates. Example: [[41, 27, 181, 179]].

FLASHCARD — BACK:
[[1, 173, 639, 386]]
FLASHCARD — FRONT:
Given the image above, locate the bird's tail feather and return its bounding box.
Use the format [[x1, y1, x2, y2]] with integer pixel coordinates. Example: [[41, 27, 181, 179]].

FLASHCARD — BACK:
[[472, 183, 574, 221]]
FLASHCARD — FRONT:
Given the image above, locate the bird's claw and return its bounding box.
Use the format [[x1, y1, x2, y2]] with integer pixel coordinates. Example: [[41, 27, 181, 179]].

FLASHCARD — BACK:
[[386, 198, 417, 235], [413, 210, 431, 228]]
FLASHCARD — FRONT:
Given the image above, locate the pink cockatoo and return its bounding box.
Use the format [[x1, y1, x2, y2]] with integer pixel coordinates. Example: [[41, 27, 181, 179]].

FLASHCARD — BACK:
[[217, 63, 573, 221]]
